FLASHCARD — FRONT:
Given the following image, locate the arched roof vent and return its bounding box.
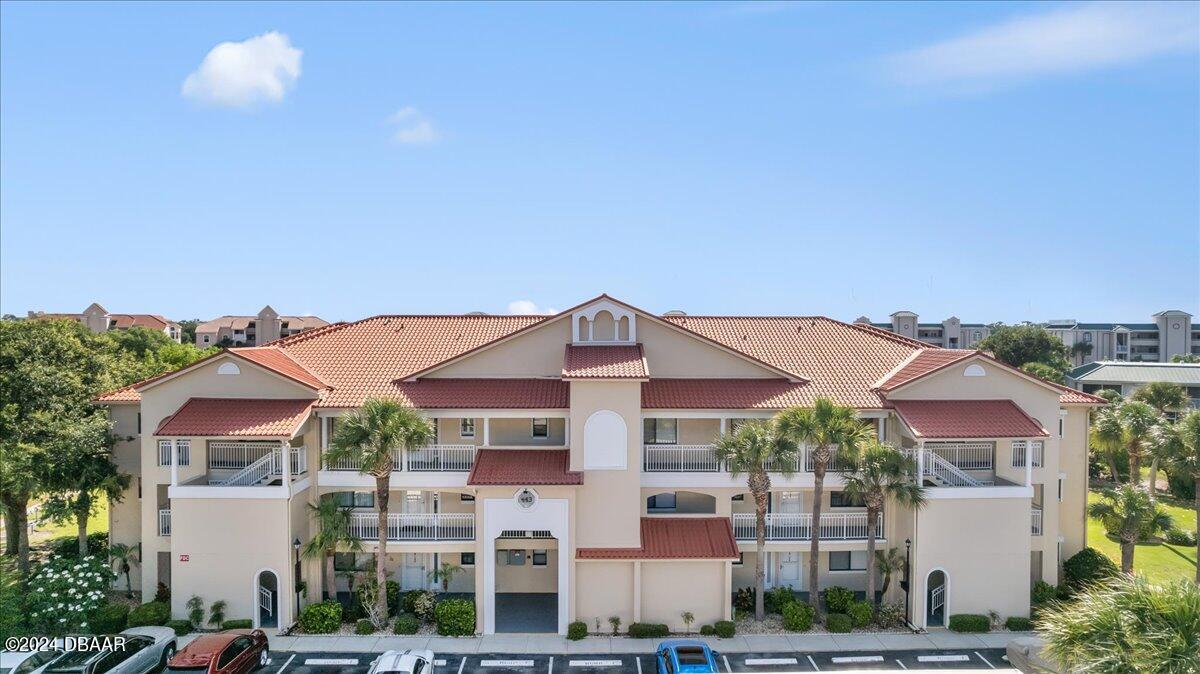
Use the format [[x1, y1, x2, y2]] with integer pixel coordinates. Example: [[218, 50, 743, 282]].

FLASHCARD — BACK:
[[663, 310, 687, 316]]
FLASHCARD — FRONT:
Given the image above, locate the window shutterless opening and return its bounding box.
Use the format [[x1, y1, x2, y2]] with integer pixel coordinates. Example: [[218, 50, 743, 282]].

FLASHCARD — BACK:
[[531, 418, 549, 438], [460, 419, 475, 438]]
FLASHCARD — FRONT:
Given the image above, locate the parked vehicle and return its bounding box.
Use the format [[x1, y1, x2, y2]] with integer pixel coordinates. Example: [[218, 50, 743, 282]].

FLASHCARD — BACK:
[[165, 630, 268, 674], [0, 647, 65, 674], [367, 650, 435, 674], [40, 628, 176, 674], [654, 640, 720, 674]]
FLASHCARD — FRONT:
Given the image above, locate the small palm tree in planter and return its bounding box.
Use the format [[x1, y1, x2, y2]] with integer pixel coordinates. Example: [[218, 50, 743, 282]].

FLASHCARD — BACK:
[[326, 398, 436, 628], [1088, 483, 1173, 574], [108, 543, 139, 598], [840, 440, 925, 611], [776, 397, 872, 617], [713, 419, 799, 621], [873, 547, 905, 600], [427, 561, 464, 592], [304, 495, 363, 600], [681, 611, 695, 634]]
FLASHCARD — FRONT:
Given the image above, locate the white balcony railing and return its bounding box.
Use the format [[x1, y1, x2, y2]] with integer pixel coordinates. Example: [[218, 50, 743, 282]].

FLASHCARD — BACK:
[[210, 445, 306, 486], [158, 509, 171, 536], [643, 445, 721, 472], [926, 442, 994, 470], [1031, 506, 1043, 536], [347, 512, 475, 541], [730, 512, 884, 541], [208, 441, 278, 469], [324, 445, 477, 472], [802, 447, 853, 472], [1012, 441, 1044, 468]]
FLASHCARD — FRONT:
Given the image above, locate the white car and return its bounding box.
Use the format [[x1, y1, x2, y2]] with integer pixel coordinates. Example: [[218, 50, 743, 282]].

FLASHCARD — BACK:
[[0, 647, 65, 674], [368, 650, 436, 674]]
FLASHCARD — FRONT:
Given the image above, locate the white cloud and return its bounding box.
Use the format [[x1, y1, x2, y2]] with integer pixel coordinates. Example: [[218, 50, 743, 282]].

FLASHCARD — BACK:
[[507, 300, 557, 315], [182, 31, 302, 108], [388, 106, 438, 145], [888, 2, 1198, 90]]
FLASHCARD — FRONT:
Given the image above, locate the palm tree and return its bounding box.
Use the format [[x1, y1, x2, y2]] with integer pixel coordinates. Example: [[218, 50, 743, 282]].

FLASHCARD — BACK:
[[1156, 410, 1200, 584], [1133, 382, 1189, 497], [427, 561, 464, 592], [325, 398, 435, 628], [1090, 405, 1126, 483], [840, 441, 925, 609], [1087, 484, 1173, 574], [303, 495, 363, 600], [776, 398, 872, 616], [712, 419, 799, 621], [1118, 401, 1159, 481], [108, 542, 139, 598], [874, 547, 905, 598]]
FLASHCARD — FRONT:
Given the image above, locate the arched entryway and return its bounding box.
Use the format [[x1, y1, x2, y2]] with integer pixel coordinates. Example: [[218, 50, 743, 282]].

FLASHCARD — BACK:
[[926, 569, 947, 628], [255, 569, 280, 629]]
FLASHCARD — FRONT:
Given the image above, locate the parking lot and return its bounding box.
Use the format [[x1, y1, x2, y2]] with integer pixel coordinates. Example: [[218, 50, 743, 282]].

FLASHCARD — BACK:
[[264, 648, 1014, 674]]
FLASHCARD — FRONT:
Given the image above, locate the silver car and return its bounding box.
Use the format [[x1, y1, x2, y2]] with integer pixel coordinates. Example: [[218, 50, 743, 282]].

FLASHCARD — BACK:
[[368, 650, 436, 674], [40, 628, 177, 674]]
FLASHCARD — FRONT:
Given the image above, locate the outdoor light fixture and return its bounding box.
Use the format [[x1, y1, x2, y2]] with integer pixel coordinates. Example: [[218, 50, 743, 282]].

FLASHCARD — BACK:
[[902, 538, 912, 626], [293, 537, 303, 612]]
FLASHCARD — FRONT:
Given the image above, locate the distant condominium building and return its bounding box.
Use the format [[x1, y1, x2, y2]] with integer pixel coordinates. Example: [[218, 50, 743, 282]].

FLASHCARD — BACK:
[[1067, 361, 1200, 409], [857, 309, 1198, 366], [28, 302, 181, 342], [193, 305, 328, 348]]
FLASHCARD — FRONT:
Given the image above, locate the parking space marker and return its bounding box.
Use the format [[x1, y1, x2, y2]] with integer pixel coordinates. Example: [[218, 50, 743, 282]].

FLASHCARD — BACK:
[[482, 661, 536, 668], [305, 660, 359, 666], [974, 652, 997, 669], [895, 660, 907, 670], [459, 657, 467, 674], [831, 656, 883, 664], [744, 658, 798, 666], [918, 655, 970, 663], [806, 655, 819, 671], [277, 654, 296, 674], [569, 661, 622, 667], [636, 656, 643, 674], [722, 655, 731, 673], [549, 656, 554, 674], [435, 660, 448, 667]]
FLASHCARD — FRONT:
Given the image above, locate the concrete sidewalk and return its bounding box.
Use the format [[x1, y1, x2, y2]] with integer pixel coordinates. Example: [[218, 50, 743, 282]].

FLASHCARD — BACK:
[[226, 630, 1025, 654]]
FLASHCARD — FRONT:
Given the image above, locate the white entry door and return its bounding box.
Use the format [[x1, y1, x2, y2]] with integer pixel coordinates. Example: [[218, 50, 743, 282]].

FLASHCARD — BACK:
[[768, 551, 802, 589], [401, 553, 427, 589]]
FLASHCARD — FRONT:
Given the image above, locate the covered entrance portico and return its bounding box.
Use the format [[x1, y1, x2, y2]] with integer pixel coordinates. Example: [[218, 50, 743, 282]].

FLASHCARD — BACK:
[[482, 488, 570, 634]]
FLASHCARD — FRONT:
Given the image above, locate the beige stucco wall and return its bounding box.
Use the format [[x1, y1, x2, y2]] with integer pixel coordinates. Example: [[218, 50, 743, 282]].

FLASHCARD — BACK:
[[1059, 408, 1091, 559], [570, 381, 642, 548], [429, 320, 571, 378], [640, 561, 727, 628], [496, 549, 558, 592], [638, 319, 778, 379], [575, 561, 635, 628], [107, 404, 144, 591], [489, 417, 567, 446]]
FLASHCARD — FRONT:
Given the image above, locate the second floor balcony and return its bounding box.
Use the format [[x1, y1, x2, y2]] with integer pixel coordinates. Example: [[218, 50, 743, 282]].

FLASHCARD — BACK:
[[346, 512, 475, 542], [642, 444, 854, 473], [323, 444, 477, 472], [731, 512, 884, 542]]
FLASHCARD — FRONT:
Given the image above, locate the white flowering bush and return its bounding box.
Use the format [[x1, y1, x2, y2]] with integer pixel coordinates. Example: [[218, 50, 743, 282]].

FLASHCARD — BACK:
[[26, 554, 115, 635]]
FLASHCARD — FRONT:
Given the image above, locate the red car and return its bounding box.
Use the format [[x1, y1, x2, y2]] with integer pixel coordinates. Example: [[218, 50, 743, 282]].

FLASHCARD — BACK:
[[165, 630, 269, 674]]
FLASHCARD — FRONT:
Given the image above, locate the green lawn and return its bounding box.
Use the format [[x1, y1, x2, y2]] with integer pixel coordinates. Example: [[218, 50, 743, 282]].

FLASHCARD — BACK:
[[1086, 489, 1197, 584], [30, 499, 109, 543]]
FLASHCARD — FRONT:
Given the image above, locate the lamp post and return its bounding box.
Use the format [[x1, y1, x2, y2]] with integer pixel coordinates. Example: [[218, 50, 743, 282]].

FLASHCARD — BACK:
[[292, 537, 302, 619], [901, 538, 912, 626]]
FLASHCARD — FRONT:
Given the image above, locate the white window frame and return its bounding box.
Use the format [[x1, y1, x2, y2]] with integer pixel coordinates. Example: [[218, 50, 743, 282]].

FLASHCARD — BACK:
[[828, 550, 867, 572], [460, 418, 475, 438]]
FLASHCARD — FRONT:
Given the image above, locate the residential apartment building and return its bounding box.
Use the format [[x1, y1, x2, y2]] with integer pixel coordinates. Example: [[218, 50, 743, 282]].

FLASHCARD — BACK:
[[854, 312, 992, 349], [860, 309, 1198, 365], [1067, 361, 1200, 409], [193, 306, 328, 348], [99, 295, 1103, 635], [29, 302, 181, 341]]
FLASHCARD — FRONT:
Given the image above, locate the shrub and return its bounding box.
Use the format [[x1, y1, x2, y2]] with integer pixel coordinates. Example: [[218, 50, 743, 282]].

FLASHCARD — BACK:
[[387, 581, 401, 616], [608, 616, 622, 635], [699, 624, 715, 636], [713, 620, 736, 638], [154, 582, 171, 604], [567, 621, 588, 640], [847, 601, 872, 629], [823, 586, 855, 614], [1031, 581, 1059, 605], [948, 614, 991, 633], [355, 619, 375, 635], [1165, 528, 1196, 546], [1167, 470, 1195, 501], [435, 598, 475, 636], [221, 619, 252, 629], [127, 601, 171, 628], [26, 554, 115, 635], [628, 623, 669, 638], [87, 603, 130, 634], [166, 619, 194, 636], [208, 600, 227, 629], [875, 603, 905, 628], [782, 602, 814, 632], [394, 613, 421, 635], [186, 596, 204, 628], [1064, 547, 1119, 589], [1005, 616, 1033, 631], [764, 586, 795, 614], [825, 613, 852, 633], [47, 533, 108, 560], [298, 601, 343, 634], [732, 587, 755, 614], [403, 590, 436, 622]]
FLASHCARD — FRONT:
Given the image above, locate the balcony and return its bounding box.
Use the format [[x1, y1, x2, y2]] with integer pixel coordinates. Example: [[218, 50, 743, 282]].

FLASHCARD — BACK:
[[206, 444, 307, 486], [731, 512, 884, 541], [1031, 506, 1043, 536], [323, 444, 476, 472], [158, 509, 171, 536], [347, 512, 475, 541], [642, 445, 850, 473]]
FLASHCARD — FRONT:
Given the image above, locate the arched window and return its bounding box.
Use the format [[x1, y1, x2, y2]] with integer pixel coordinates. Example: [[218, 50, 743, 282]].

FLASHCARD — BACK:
[[963, 364, 986, 377], [217, 362, 241, 375]]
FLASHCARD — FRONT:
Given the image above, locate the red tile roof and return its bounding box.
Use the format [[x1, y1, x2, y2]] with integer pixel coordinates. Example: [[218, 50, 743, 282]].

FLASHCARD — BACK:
[[229, 347, 328, 389], [890, 399, 1049, 439], [108, 314, 177, 330], [393, 379, 568, 408], [642, 379, 809, 409], [576, 517, 739, 560], [154, 398, 315, 437], [95, 384, 141, 403], [467, 449, 583, 485], [875, 349, 977, 391], [1053, 384, 1108, 405], [562, 345, 648, 379]]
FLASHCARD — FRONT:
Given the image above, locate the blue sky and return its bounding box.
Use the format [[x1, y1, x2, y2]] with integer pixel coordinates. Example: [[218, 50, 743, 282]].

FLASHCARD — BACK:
[[2, 1, 1197, 324]]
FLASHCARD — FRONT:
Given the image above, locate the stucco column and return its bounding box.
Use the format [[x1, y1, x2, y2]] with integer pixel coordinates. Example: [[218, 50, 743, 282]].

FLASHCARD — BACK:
[[633, 561, 642, 622], [723, 561, 733, 620], [719, 418, 726, 436], [170, 439, 179, 486], [1025, 439, 1033, 487], [281, 440, 292, 485], [483, 418, 490, 447], [916, 441, 925, 480]]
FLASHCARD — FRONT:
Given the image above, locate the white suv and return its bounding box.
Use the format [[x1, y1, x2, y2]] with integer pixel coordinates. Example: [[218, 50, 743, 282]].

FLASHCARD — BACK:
[[368, 651, 436, 674]]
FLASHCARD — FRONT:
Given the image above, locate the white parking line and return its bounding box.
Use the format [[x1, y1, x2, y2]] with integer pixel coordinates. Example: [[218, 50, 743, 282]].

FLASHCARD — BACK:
[[806, 655, 819, 671], [569, 662, 622, 668], [831, 656, 884, 664], [482, 661, 536, 668], [459, 657, 467, 674], [305, 660, 359, 666], [917, 655, 970, 663], [549, 656, 554, 674], [744, 659, 798, 666], [635, 657, 642, 674], [276, 654, 296, 674], [722, 655, 731, 673], [974, 651, 997, 669], [895, 660, 907, 670], [435, 661, 448, 667]]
